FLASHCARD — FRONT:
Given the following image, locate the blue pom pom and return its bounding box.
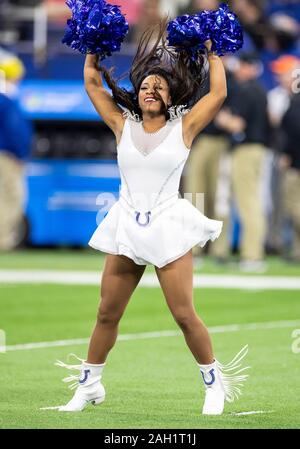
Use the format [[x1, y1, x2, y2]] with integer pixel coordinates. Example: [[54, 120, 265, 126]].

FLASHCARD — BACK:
[[62, 0, 129, 60], [208, 3, 244, 56], [167, 14, 210, 60], [167, 3, 243, 58]]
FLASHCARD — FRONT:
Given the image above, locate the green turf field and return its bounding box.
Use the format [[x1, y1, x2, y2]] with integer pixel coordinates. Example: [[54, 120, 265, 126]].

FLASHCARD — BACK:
[[1, 248, 300, 275], [0, 250, 300, 429]]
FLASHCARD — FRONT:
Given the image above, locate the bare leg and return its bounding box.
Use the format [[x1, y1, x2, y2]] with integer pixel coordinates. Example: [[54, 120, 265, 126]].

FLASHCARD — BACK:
[[87, 254, 146, 364], [155, 250, 213, 364]]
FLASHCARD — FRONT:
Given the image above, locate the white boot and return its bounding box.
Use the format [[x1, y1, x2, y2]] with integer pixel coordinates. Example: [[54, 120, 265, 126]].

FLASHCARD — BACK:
[[198, 359, 225, 415], [198, 345, 250, 415], [55, 354, 106, 412]]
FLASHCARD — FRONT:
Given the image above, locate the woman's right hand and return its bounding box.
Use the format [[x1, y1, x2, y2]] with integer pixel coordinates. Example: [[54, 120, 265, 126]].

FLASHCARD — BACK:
[[204, 40, 213, 52]]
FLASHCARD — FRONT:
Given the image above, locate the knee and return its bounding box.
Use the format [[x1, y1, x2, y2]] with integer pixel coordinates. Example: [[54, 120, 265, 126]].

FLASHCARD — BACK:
[[96, 304, 121, 327], [173, 309, 198, 332]]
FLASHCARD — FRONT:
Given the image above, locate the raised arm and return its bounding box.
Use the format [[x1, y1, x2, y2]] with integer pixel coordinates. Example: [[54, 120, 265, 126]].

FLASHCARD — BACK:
[[84, 54, 125, 142], [182, 41, 227, 149]]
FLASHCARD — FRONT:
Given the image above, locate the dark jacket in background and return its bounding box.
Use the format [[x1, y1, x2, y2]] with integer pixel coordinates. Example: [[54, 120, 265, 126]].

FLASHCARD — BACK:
[[281, 92, 300, 169], [196, 70, 237, 138], [229, 79, 269, 147]]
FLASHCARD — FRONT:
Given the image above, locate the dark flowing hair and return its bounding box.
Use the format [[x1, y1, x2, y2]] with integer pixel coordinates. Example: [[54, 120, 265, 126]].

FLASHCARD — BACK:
[[99, 18, 208, 120]]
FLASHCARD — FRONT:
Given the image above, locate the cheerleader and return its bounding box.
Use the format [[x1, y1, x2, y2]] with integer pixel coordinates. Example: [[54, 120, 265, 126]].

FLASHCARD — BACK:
[[56, 2, 249, 415]]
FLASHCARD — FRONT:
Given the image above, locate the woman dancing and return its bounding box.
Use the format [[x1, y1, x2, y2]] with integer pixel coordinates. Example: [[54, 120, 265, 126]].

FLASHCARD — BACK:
[[56, 15, 249, 415]]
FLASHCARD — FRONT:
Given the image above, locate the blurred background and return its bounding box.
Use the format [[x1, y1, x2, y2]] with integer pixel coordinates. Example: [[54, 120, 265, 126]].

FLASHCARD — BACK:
[[0, 0, 300, 272]]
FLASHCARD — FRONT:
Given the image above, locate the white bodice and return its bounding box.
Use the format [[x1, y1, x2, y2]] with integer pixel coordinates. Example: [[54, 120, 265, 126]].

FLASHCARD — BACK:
[[129, 119, 175, 156], [117, 117, 190, 214]]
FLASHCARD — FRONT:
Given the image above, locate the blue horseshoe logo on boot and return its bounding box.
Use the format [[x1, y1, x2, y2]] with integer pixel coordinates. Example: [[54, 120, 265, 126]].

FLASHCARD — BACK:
[[135, 211, 151, 227], [79, 369, 91, 384], [201, 368, 215, 386]]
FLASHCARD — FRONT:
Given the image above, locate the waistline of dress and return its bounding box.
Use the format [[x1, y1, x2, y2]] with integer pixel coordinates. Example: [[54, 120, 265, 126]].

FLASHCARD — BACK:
[[118, 192, 180, 227]]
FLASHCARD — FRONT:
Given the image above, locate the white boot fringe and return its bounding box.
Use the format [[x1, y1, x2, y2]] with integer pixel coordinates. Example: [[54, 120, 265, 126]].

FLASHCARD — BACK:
[[55, 354, 90, 390], [53, 354, 106, 412], [216, 345, 250, 403]]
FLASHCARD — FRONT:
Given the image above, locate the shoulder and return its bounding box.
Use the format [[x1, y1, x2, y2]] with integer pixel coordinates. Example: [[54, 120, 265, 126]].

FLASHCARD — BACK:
[[290, 92, 300, 108], [284, 94, 300, 122], [0, 96, 22, 126], [116, 114, 143, 146], [0, 94, 14, 110], [169, 111, 190, 134], [166, 117, 186, 139]]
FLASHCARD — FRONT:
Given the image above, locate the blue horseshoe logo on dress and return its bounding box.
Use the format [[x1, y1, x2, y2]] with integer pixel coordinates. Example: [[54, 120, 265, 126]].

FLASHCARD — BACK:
[[201, 368, 215, 386], [79, 369, 91, 384], [135, 211, 151, 227]]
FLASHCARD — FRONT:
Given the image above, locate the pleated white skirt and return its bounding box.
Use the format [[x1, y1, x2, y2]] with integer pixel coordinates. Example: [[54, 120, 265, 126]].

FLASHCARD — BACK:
[[88, 198, 223, 268]]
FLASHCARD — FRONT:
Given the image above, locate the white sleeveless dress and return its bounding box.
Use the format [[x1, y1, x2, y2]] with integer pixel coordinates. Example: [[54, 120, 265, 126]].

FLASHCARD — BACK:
[[88, 117, 223, 267]]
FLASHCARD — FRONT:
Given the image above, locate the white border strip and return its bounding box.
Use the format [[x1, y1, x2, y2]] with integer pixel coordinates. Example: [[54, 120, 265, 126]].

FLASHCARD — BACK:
[[231, 411, 274, 416], [2, 319, 300, 353], [0, 270, 300, 290]]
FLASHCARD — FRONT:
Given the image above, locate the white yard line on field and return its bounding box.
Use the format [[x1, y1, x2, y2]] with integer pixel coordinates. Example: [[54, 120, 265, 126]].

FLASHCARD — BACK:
[[39, 406, 61, 411], [39, 408, 276, 414], [2, 319, 300, 353], [0, 270, 300, 290], [231, 411, 275, 416]]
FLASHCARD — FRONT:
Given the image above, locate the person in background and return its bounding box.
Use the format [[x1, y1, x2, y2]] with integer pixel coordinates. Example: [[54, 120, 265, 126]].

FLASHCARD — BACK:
[[107, 0, 142, 26], [264, 13, 300, 55], [45, 0, 144, 43], [182, 0, 231, 264], [268, 55, 300, 127], [0, 49, 32, 251], [45, 0, 70, 24], [184, 71, 235, 263], [133, 0, 162, 44], [214, 52, 269, 272], [160, 0, 190, 18], [45, 1, 143, 25], [266, 0, 300, 24], [230, 0, 269, 51], [279, 70, 300, 263], [267, 0, 300, 22], [178, 0, 220, 16], [267, 55, 300, 254]]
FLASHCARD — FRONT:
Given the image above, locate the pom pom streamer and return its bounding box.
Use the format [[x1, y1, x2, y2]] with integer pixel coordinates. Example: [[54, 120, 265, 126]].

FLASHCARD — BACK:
[[62, 0, 129, 60], [167, 3, 243, 58]]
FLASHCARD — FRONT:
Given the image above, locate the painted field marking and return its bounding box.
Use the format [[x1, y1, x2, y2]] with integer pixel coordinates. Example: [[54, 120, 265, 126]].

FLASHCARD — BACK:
[[0, 329, 5, 353], [39, 406, 61, 411], [0, 270, 300, 290], [3, 319, 300, 352], [231, 411, 274, 416]]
